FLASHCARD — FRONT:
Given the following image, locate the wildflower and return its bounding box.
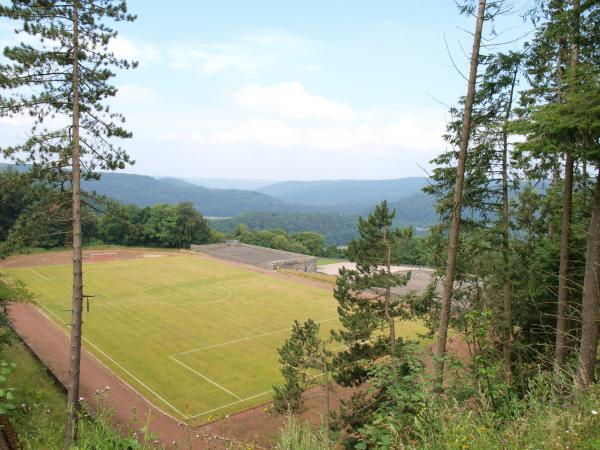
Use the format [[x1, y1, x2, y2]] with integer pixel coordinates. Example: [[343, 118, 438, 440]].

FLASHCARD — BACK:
[[592, 410, 598, 415]]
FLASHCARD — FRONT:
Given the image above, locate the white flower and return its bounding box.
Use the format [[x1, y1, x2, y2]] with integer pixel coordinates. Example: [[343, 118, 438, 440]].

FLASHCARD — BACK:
[[592, 409, 598, 415]]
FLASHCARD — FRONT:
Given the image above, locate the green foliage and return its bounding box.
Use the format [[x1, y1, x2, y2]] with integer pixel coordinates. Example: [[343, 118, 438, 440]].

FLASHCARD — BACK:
[[2, 340, 160, 449], [0, 177, 214, 252], [235, 226, 342, 257], [411, 372, 600, 450], [273, 319, 324, 413], [275, 416, 330, 450], [0, 0, 136, 179], [332, 201, 413, 387], [212, 211, 362, 246], [350, 349, 425, 450], [0, 361, 15, 415]]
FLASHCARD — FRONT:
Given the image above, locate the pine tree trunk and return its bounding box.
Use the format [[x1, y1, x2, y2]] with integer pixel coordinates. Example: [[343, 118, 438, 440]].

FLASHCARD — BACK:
[[386, 237, 396, 354], [549, 156, 559, 239], [501, 65, 518, 384], [576, 170, 600, 389], [434, 0, 486, 390], [555, 0, 580, 369], [555, 152, 574, 367], [548, 23, 566, 241], [66, 4, 83, 448]]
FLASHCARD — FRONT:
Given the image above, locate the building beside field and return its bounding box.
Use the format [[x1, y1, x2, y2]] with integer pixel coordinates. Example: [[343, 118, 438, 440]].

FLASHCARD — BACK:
[[190, 240, 318, 272]]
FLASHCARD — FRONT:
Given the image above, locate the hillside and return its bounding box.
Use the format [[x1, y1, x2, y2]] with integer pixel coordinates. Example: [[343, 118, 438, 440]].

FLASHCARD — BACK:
[[180, 177, 275, 191], [211, 212, 360, 245], [81, 173, 315, 216], [258, 177, 428, 206], [211, 193, 436, 245], [1, 164, 438, 232]]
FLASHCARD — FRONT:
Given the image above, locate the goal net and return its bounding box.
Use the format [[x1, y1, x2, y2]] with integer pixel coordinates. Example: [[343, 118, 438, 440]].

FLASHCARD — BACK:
[[89, 252, 118, 264]]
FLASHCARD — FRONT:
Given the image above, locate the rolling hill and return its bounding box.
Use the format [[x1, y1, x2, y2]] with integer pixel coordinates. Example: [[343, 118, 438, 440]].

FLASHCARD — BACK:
[[1, 164, 439, 242], [258, 177, 429, 206], [80, 173, 317, 217]]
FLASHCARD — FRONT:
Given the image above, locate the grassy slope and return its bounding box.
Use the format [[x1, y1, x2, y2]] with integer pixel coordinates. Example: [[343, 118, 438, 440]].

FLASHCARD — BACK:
[[2, 340, 67, 449], [5, 254, 425, 423]]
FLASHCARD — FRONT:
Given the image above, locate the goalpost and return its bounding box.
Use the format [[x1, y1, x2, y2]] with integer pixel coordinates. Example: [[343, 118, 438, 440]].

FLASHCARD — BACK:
[[89, 252, 118, 264]]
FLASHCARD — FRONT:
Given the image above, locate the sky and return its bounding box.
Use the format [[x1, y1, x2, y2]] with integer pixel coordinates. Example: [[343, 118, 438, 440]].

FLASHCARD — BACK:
[[0, 1, 534, 181]]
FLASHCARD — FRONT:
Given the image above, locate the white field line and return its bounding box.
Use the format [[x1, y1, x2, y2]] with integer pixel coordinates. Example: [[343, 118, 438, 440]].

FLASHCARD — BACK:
[[32, 301, 186, 420], [191, 390, 273, 418], [189, 372, 327, 418], [172, 316, 339, 357], [168, 355, 242, 401], [27, 267, 51, 281]]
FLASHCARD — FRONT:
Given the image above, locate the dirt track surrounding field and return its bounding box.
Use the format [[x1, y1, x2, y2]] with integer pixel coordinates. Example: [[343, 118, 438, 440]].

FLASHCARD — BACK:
[[0, 248, 178, 269], [8, 298, 353, 449]]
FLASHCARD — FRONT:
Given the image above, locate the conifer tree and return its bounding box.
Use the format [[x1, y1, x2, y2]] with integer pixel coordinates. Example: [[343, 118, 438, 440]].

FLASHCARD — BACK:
[[330, 201, 413, 433], [0, 1, 136, 446]]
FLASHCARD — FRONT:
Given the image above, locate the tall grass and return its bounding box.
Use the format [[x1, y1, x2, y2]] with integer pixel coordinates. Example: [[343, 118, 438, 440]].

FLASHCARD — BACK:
[[275, 416, 330, 450], [3, 340, 161, 449]]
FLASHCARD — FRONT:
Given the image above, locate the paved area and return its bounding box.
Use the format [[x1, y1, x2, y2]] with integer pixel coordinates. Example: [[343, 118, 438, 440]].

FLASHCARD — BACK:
[[318, 262, 436, 296]]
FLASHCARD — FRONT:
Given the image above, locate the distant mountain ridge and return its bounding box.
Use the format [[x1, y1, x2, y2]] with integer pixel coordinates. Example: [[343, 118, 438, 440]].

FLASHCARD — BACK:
[[258, 177, 429, 206], [80, 172, 318, 217], [1, 164, 438, 239]]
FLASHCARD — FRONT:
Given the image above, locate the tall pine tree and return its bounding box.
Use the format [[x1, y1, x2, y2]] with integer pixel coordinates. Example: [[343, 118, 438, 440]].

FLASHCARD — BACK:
[[0, 1, 136, 445]]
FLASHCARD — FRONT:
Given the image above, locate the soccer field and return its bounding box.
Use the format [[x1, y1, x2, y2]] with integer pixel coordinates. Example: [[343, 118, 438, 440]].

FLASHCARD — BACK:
[[4, 252, 424, 422]]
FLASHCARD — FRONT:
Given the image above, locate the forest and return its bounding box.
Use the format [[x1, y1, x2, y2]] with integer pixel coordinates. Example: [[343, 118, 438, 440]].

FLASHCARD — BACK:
[[269, 0, 600, 448]]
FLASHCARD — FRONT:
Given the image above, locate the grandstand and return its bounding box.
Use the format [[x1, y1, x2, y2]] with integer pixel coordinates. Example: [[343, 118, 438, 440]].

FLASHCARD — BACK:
[[190, 240, 318, 272]]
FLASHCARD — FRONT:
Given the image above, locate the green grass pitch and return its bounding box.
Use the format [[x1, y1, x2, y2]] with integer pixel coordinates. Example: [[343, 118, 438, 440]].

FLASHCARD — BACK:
[[4, 253, 425, 422]]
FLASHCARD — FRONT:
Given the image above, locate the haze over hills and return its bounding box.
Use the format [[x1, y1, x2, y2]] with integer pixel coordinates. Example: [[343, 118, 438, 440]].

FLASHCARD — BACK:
[[80, 172, 316, 217], [167, 177, 275, 191], [258, 177, 429, 206], [1, 163, 438, 242]]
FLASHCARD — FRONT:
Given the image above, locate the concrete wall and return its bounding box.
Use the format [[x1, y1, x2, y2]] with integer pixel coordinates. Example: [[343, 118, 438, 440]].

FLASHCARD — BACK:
[[190, 242, 318, 272]]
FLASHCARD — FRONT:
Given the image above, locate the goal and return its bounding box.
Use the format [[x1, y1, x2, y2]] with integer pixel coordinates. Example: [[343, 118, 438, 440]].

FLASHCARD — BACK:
[[89, 252, 118, 264]]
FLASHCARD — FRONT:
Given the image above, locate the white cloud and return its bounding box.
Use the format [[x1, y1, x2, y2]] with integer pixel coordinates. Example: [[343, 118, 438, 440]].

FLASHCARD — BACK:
[[115, 85, 158, 104], [233, 82, 356, 121], [383, 115, 446, 151], [166, 29, 313, 75], [108, 36, 161, 65], [169, 45, 276, 74], [210, 119, 301, 149]]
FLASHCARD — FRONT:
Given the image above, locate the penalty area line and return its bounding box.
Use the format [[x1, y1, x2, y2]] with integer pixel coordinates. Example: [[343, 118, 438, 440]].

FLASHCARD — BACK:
[[32, 301, 186, 420], [168, 355, 242, 401], [190, 389, 273, 418], [171, 316, 339, 357], [27, 267, 51, 281]]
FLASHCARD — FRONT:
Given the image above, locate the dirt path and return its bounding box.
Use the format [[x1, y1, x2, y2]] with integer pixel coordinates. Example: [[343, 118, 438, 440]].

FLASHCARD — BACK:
[[9, 303, 192, 448], [0, 248, 178, 269], [9, 303, 354, 449]]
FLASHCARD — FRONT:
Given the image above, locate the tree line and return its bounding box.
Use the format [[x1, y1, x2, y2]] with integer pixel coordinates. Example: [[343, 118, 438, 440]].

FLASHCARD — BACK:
[[0, 168, 212, 253], [272, 0, 600, 448]]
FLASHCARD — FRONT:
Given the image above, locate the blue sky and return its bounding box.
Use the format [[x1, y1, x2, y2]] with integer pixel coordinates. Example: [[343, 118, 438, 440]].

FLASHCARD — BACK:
[[0, 1, 533, 181]]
